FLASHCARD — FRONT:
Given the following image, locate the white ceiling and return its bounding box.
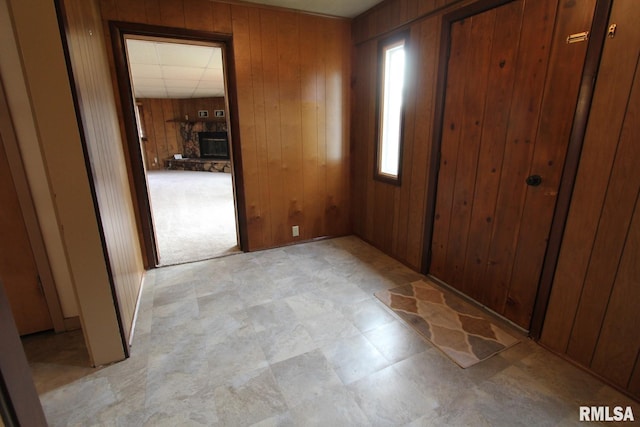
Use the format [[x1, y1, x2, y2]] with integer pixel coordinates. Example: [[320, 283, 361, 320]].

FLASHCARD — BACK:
[[242, 0, 383, 18], [125, 0, 383, 99], [126, 39, 225, 99]]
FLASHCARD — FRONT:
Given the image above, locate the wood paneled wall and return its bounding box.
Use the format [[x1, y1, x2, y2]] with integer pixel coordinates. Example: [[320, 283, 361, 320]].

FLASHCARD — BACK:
[[541, 0, 640, 400], [353, 0, 639, 399], [352, 0, 476, 270], [100, 0, 351, 250], [351, 16, 439, 270], [138, 98, 178, 169], [352, 0, 455, 44], [138, 97, 225, 170], [61, 0, 145, 346]]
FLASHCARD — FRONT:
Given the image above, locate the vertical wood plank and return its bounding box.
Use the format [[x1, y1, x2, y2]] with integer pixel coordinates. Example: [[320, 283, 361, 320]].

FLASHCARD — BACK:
[[567, 48, 640, 365], [325, 19, 350, 236], [299, 14, 321, 238], [405, 17, 438, 269], [140, 102, 160, 169], [429, 17, 470, 278], [159, 0, 185, 28], [260, 9, 285, 245], [405, 0, 419, 21], [395, 24, 420, 262], [116, 0, 146, 23], [99, 0, 118, 21], [462, 0, 522, 301], [248, 7, 271, 249], [417, 0, 437, 17], [444, 9, 495, 293], [276, 12, 303, 243], [212, 2, 233, 34], [184, 0, 214, 32], [149, 99, 168, 161], [629, 359, 640, 398], [231, 5, 263, 250], [315, 20, 328, 238], [339, 20, 351, 236], [144, 0, 161, 24], [351, 43, 371, 238], [390, 181, 401, 254], [590, 191, 640, 388], [372, 183, 387, 247], [364, 40, 377, 242], [162, 99, 179, 155]]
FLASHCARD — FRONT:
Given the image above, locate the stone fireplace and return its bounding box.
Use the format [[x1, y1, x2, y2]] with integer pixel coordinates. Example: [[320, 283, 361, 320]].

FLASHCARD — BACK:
[[164, 120, 232, 172], [198, 131, 230, 160], [180, 121, 226, 158]]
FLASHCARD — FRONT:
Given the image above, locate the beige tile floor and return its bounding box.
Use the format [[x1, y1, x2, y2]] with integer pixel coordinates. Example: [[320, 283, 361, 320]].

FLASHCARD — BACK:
[[26, 236, 637, 426]]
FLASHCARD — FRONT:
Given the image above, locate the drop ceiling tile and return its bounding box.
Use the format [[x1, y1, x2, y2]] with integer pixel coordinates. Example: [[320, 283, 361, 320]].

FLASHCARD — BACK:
[[163, 79, 200, 88], [193, 88, 225, 97], [200, 67, 224, 81], [194, 83, 225, 97], [161, 65, 205, 80], [197, 80, 224, 90], [129, 63, 163, 79], [127, 40, 226, 99], [125, 39, 159, 64], [135, 88, 168, 98], [133, 77, 165, 87], [156, 43, 214, 68], [207, 49, 224, 68]]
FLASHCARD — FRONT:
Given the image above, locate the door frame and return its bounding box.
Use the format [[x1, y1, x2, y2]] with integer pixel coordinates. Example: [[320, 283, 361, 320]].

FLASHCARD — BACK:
[[0, 78, 65, 333], [109, 21, 248, 268], [422, 0, 612, 336]]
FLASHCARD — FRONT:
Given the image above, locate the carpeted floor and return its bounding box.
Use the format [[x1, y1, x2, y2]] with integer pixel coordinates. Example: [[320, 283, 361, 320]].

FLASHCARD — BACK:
[[146, 170, 239, 266], [376, 279, 519, 368]]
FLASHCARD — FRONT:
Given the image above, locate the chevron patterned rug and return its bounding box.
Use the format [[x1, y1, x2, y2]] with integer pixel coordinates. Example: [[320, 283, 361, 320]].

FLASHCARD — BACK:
[[375, 279, 519, 368]]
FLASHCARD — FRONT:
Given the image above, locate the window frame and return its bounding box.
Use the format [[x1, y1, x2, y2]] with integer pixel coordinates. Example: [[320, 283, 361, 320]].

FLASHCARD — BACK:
[[374, 30, 409, 185]]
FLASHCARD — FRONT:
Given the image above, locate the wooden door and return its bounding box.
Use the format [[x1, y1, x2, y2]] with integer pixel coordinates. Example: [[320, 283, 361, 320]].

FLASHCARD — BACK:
[[430, 0, 595, 329], [0, 134, 52, 335]]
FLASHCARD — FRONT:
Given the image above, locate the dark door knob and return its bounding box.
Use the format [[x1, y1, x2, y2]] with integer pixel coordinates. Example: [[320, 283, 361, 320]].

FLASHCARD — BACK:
[[526, 174, 542, 187]]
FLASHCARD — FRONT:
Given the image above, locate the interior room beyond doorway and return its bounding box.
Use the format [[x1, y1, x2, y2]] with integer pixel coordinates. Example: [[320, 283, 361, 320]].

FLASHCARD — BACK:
[[125, 37, 240, 265]]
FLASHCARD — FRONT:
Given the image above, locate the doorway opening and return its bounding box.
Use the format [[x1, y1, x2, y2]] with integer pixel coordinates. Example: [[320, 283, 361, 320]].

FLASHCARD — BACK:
[[125, 37, 238, 266], [110, 23, 247, 268]]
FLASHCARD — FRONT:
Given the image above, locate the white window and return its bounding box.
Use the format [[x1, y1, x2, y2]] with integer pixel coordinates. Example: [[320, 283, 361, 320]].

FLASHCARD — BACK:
[[376, 37, 406, 182]]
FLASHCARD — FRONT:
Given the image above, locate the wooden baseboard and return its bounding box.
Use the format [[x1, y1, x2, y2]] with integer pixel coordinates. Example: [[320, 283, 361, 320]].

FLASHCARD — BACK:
[[538, 342, 640, 404], [63, 316, 81, 331]]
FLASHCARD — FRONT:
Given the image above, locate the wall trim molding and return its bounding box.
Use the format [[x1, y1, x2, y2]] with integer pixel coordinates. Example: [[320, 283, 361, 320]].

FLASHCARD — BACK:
[[62, 316, 82, 331]]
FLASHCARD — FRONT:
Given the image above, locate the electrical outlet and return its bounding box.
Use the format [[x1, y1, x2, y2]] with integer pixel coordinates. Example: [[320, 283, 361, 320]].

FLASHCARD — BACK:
[[292, 225, 299, 237]]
